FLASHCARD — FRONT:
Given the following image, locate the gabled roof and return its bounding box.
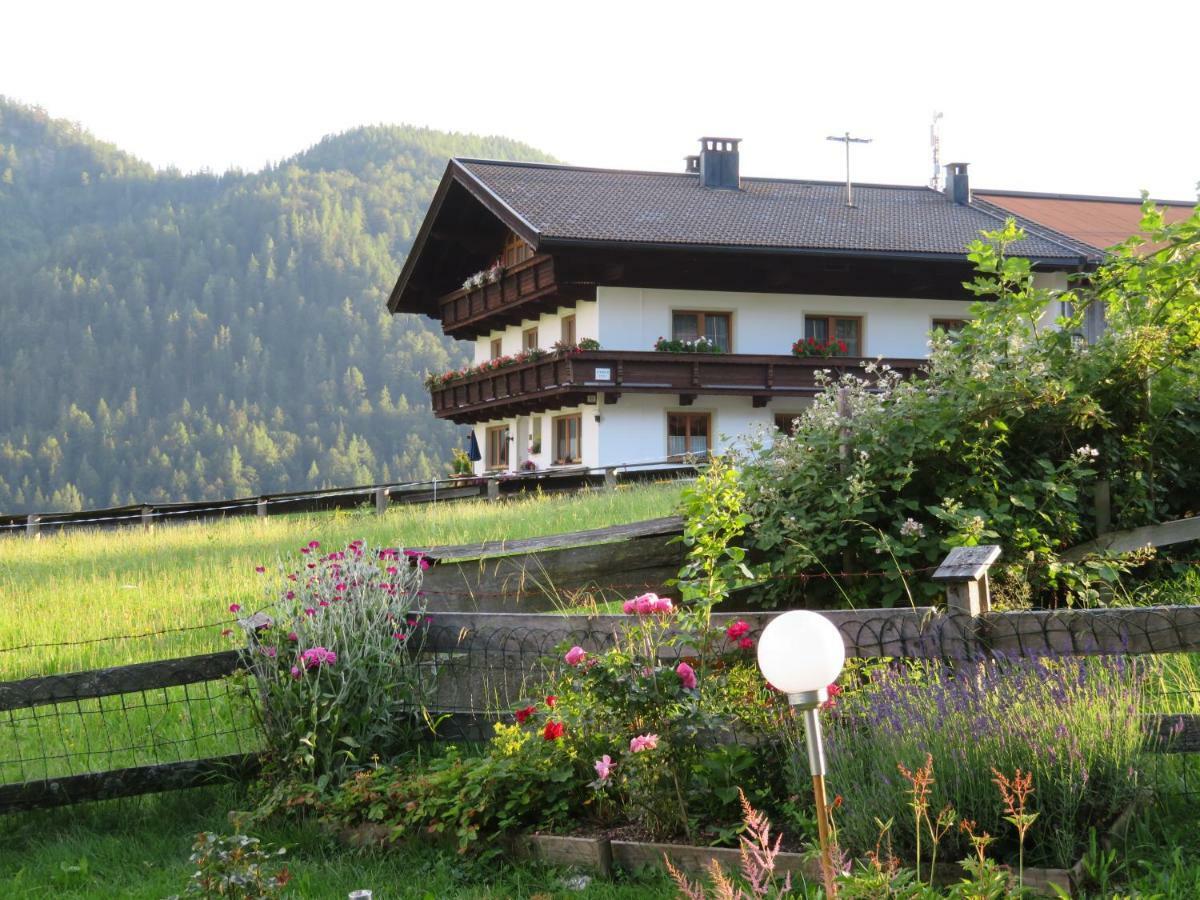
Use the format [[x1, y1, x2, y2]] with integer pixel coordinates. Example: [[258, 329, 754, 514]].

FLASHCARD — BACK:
[[975, 189, 1196, 252], [457, 159, 1094, 260], [388, 159, 1100, 314]]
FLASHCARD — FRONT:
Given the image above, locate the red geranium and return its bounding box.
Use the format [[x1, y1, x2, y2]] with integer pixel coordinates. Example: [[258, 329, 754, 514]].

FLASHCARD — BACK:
[[545, 695, 557, 708], [515, 704, 536, 724], [542, 720, 565, 741]]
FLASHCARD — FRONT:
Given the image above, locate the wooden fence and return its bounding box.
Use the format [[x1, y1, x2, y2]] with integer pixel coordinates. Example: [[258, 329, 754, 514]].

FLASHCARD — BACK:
[[3, 548, 1199, 811]]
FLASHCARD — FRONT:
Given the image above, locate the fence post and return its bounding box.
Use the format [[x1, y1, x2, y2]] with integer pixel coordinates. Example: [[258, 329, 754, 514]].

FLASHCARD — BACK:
[[375, 486, 390, 516], [256, 497, 268, 518], [141, 506, 155, 531], [604, 467, 617, 491], [932, 545, 1001, 657], [26, 514, 40, 539], [487, 478, 500, 502]]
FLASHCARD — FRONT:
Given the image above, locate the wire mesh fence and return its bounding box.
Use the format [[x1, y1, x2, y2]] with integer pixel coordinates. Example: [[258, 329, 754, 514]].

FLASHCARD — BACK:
[[1, 600, 1199, 809]]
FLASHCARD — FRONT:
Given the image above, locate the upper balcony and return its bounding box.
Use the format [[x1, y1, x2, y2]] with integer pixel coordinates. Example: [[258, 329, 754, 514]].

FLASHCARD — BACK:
[[436, 255, 596, 339], [429, 350, 925, 424]]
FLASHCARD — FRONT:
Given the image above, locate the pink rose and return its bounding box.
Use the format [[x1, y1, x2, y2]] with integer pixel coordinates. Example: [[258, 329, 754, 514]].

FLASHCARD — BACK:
[[675, 662, 697, 690], [630, 733, 659, 753], [564, 646, 587, 667], [594, 754, 614, 781]]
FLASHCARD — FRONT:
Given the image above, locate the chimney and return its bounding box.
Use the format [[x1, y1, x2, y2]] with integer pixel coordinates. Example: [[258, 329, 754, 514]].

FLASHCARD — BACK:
[[684, 155, 700, 174], [698, 137, 741, 189], [944, 162, 970, 205]]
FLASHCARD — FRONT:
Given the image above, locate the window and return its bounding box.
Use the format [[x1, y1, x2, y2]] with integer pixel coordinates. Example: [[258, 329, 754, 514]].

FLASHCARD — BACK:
[[667, 412, 711, 458], [523, 327, 539, 351], [490, 337, 503, 360], [932, 317, 968, 334], [530, 416, 543, 454], [672, 311, 732, 352], [804, 315, 862, 355], [502, 233, 534, 268], [561, 315, 576, 346], [774, 413, 801, 435], [486, 425, 509, 470], [553, 414, 582, 464]]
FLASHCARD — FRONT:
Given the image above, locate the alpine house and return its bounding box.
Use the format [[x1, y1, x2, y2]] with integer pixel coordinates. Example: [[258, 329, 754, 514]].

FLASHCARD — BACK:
[[387, 138, 1099, 474]]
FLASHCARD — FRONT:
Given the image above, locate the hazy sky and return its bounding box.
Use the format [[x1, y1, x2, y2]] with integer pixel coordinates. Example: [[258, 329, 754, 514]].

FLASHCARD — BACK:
[[4, 0, 1197, 199]]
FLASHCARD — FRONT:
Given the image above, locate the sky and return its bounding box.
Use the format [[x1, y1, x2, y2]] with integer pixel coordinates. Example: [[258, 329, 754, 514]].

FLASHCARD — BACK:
[[3, 0, 1198, 200]]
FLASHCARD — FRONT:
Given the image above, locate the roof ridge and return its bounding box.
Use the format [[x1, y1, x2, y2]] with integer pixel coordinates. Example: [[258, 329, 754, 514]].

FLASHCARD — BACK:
[[977, 188, 1197, 207]]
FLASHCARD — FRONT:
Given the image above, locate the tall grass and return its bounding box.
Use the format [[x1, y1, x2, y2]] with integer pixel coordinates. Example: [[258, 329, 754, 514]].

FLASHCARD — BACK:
[[0, 483, 683, 680]]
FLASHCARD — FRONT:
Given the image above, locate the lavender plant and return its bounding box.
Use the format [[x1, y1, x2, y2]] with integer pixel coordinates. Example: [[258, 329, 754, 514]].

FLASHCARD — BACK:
[[822, 654, 1152, 869], [238, 539, 430, 785]]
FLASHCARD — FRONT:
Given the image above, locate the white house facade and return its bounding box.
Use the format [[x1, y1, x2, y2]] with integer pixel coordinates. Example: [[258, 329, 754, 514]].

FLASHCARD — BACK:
[[387, 140, 1097, 475]]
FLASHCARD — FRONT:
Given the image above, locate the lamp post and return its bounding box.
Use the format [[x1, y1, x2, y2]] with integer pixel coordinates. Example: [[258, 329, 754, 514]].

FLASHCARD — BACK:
[[756, 610, 846, 892]]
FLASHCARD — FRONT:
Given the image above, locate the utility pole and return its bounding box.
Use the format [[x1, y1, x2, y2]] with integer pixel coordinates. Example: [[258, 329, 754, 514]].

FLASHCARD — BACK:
[[825, 131, 873, 207]]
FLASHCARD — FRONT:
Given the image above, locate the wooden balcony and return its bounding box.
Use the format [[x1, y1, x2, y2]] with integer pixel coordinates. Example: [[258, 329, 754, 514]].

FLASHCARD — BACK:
[[436, 254, 596, 338], [430, 350, 925, 424]]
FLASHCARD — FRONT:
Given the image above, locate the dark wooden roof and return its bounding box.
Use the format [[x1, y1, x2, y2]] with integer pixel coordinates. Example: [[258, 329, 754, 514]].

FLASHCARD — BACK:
[[389, 159, 1100, 316]]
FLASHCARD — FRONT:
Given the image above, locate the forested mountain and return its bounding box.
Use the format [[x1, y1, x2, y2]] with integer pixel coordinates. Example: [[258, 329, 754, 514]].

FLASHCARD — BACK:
[[0, 98, 556, 513]]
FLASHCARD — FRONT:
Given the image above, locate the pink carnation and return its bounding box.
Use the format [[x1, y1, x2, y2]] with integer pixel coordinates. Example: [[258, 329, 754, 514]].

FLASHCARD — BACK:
[[290, 666, 302, 679], [300, 646, 337, 669], [564, 646, 587, 667], [630, 733, 659, 753], [675, 662, 697, 690]]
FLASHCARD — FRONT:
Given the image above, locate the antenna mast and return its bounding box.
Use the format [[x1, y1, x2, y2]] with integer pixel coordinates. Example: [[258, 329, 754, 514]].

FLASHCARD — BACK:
[[825, 131, 873, 207], [930, 112, 944, 190]]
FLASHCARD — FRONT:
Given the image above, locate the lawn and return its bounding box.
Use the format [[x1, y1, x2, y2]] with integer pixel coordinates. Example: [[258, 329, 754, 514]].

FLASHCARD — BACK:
[[0, 786, 677, 899], [0, 481, 684, 680]]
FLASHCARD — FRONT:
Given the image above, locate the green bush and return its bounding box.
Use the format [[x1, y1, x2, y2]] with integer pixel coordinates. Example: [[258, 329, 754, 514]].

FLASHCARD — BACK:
[[738, 206, 1200, 608]]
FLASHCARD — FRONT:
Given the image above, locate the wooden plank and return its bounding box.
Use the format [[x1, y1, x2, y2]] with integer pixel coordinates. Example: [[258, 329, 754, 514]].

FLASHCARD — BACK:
[[932, 545, 1002, 581], [0, 753, 259, 812], [1063, 516, 1200, 561], [417, 515, 684, 562], [982, 606, 1200, 656], [0, 650, 245, 713]]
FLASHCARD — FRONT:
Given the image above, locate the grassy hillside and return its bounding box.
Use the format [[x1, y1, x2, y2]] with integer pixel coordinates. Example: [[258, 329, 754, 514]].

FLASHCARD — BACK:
[[0, 482, 683, 680], [0, 98, 557, 513]]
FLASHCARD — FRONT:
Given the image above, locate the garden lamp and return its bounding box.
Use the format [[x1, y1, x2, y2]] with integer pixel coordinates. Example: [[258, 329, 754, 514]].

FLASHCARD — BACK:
[[757, 610, 846, 891]]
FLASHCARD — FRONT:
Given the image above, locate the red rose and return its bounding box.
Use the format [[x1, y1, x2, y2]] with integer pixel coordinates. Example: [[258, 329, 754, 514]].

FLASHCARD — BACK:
[[545, 695, 557, 708], [725, 620, 750, 640], [543, 720, 565, 741], [738, 637, 755, 651], [515, 704, 536, 724]]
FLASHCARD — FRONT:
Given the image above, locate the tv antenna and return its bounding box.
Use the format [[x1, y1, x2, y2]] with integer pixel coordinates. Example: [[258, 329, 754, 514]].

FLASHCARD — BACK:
[[825, 131, 873, 207], [930, 112, 944, 190]]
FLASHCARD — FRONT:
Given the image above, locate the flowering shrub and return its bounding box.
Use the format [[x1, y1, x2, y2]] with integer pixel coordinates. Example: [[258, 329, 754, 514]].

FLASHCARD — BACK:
[[737, 210, 1200, 608], [552, 337, 601, 353], [461, 264, 503, 291], [791, 336, 848, 357], [654, 336, 724, 353], [423, 343, 596, 390], [238, 540, 429, 784]]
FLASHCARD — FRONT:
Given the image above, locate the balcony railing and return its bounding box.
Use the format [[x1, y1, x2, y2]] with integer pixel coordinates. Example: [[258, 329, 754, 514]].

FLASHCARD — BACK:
[[436, 254, 596, 338], [429, 350, 925, 423]]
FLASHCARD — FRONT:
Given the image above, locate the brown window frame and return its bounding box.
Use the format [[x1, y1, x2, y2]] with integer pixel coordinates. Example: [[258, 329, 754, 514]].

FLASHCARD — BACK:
[[804, 315, 863, 355], [489, 337, 503, 360], [671, 310, 733, 352], [667, 411, 712, 459], [485, 425, 510, 471], [522, 327, 539, 351], [932, 317, 968, 333], [561, 314, 577, 347], [552, 414, 582, 465]]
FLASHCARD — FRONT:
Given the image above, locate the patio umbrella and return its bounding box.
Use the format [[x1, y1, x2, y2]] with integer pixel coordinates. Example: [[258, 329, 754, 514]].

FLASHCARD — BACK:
[[467, 431, 482, 462]]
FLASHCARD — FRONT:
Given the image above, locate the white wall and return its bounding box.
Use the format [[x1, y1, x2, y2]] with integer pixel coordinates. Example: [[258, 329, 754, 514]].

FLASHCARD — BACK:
[[596, 287, 982, 359], [473, 300, 599, 363], [471, 402, 599, 474]]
